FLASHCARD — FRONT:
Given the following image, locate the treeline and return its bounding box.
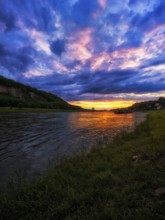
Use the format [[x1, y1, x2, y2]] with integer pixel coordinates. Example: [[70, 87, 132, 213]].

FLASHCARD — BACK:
[[131, 97, 165, 111], [0, 93, 80, 110], [114, 97, 165, 114], [0, 75, 82, 110]]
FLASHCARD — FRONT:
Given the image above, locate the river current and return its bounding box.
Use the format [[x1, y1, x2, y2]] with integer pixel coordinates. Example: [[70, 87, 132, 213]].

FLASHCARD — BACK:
[[0, 111, 146, 184]]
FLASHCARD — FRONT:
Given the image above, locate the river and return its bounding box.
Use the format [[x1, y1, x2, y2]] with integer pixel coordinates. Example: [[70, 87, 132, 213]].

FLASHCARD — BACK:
[[0, 111, 146, 184]]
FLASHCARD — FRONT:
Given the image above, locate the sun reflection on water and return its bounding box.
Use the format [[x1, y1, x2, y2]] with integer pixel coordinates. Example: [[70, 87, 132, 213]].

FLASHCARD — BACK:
[[67, 111, 137, 130]]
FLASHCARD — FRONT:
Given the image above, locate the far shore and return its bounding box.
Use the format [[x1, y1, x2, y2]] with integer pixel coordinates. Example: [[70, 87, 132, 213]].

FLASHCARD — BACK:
[[0, 107, 88, 113], [0, 107, 121, 113], [0, 107, 151, 114]]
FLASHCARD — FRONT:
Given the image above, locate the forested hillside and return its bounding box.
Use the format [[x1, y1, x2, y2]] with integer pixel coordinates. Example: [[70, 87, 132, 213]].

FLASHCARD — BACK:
[[0, 75, 82, 110]]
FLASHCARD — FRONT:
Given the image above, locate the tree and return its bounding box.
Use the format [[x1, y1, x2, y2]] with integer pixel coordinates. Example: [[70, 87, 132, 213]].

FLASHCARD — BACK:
[[18, 102, 23, 109]]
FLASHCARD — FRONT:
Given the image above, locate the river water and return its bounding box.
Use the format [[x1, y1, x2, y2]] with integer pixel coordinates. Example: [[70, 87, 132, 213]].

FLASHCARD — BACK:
[[0, 111, 146, 184]]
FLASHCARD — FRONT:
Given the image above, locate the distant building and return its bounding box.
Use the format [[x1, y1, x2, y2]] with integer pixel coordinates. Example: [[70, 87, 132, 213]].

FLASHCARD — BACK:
[[155, 103, 162, 110]]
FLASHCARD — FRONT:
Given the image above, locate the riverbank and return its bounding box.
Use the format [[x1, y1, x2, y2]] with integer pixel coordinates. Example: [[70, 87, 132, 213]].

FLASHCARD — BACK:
[[0, 107, 85, 113], [0, 110, 165, 219]]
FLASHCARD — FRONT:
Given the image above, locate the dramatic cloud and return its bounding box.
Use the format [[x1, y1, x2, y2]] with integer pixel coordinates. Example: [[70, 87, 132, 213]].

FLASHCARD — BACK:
[[50, 39, 66, 56], [0, 0, 165, 108]]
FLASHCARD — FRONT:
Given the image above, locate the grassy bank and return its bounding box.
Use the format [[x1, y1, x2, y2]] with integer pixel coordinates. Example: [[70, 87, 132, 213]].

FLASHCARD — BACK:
[[0, 110, 165, 219], [0, 107, 83, 113]]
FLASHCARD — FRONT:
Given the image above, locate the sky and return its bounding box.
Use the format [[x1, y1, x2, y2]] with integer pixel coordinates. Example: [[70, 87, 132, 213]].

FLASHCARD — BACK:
[[0, 0, 165, 109]]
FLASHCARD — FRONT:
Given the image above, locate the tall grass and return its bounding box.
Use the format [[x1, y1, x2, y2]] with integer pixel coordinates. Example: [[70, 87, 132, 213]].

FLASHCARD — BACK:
[[0, 110, 165, 219]]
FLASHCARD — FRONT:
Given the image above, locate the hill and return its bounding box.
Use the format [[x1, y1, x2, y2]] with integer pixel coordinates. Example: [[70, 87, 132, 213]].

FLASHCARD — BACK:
[[0, 75, 82, 110], [114, 97, 165, 114]]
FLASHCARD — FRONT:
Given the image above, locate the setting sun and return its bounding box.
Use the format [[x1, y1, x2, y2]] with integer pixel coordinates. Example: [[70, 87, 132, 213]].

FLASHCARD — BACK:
[[69, 100, 135, 110]]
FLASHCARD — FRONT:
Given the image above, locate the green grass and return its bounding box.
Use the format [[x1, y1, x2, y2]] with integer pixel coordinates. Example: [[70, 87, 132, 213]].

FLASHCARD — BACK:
[[0, 110, 165, 219]]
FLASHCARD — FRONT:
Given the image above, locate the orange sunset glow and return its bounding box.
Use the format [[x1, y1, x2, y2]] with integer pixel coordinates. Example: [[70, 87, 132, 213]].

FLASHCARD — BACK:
[[69, 100, 135, 110]]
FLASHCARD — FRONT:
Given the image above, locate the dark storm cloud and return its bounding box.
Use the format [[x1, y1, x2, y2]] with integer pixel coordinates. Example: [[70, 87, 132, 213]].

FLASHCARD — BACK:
[[149, 60, 165, 67], [79, 70, 165, 95], [22, 65, 165, 101], [140, 55, 165, 69], [130, 0, 165, 32], [45, 73, 74, 87], [0, 44, 35, 74], [65, 60, 82, 69], [0, 53, 34, 73], [0, 44, 7, 56], [105, 13, 120, 26], [0, 0, 164, 101], [88, 69, 137, 84], [0, 1, 17, 32], [82, 81, 165, 95], [121, 30, 143, 49], [24, 73, 77, 100], [50, 39, 66, 56], [65, 68, 165, 98], [71, 0, 100, 27]]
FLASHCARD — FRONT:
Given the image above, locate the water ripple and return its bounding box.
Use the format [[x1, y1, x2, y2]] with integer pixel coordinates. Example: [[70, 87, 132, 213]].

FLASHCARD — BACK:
[[0, 112, 146, 184]]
